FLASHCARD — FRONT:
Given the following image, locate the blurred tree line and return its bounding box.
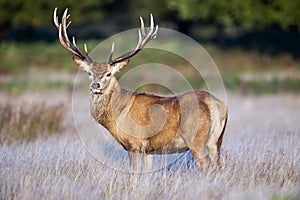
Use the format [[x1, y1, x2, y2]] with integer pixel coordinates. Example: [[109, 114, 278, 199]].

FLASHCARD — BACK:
[[0, 0, 300, 54]]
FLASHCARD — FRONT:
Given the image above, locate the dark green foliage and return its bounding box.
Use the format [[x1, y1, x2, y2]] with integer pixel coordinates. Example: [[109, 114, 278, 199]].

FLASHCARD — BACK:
[[167, 0, 300, 30], [0, 0, 105, 27], [0, 0, 300, 31]]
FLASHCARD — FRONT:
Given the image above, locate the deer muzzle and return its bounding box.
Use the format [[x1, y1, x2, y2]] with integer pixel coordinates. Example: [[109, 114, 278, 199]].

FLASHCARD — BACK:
[[90, 82, 102, 94]]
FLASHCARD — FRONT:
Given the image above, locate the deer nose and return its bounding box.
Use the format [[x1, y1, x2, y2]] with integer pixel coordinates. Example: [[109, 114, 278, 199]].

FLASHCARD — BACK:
[[91, 82, 100, 89]]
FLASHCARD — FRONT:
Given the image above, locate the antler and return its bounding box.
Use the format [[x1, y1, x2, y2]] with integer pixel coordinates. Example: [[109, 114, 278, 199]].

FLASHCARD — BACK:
[[109, 14, 158, 65], [53, 8, 93, 63]]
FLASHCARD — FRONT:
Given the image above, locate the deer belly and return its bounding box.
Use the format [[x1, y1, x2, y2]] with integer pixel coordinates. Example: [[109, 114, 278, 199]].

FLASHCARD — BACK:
[[150, 135, 188, 154]]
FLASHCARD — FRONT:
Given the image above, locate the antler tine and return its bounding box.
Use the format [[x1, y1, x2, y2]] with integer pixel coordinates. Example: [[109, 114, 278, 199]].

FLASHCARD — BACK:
[[66, 14, 71, 28], [54, 8, 93, 62], [108, 43, 115, 63], [153, 25, 158, 39], [149, 14, 154, 33], [67, 21, 71, 28], [84, 43, 89, 55], [61, 9, 72, 48], [139, 16, 145, 36], [71, 36, 82, 56], [58, 24, 75, 55], [53, 8, 60, 29], [71, 36, 92, 62], [109, 14, 158, 65], [133, 29, 142, 51], [138, 14, 156, 49], [149, 14, 158, 39], [150, 14, 158, 38]]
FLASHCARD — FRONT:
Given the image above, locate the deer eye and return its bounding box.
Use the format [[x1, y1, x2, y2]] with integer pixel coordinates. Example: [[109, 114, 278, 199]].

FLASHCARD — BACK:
[[88, 72, 92, 76], [106, 72, 111, 77]]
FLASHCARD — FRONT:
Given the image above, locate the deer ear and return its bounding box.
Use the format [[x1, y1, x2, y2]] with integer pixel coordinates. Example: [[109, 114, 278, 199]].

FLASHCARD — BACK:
[[73, 57, 90, 72], [111, 60, 129, 74]]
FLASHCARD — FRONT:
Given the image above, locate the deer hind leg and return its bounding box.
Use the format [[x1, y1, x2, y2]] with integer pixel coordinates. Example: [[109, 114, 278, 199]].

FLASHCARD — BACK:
[[183, 128, 210, 171], [207, 130, 222, 165], [207, 113, 228, 166], [180, 122, 211, 170], [189, 146, 209, 171], [216, 115, 228, 165]]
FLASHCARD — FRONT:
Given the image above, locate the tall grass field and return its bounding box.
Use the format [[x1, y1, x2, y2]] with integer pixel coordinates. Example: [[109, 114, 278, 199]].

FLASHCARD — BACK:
[[0, 91, 299, 200]]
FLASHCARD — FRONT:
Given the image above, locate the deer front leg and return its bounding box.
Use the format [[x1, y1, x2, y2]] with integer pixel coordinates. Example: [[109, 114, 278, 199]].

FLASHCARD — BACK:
[[128, 152, 140, 173], [128, 152, 153, 173]]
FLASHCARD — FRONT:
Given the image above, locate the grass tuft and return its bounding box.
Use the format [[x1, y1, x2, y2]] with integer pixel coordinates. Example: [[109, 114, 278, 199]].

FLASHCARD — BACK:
[[0, 101, 65, 143]]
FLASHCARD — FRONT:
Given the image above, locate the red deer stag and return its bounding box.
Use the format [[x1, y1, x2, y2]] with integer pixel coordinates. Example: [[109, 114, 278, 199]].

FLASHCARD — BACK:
[[53, 8, 228, 171]]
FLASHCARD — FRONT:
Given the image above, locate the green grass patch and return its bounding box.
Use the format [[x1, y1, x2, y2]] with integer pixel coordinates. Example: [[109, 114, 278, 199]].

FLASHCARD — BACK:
[[0, 40, 102, 74], [0, 78, 74, 95], [224, 75, 300, 94], [1, 41, 300, 94], [2, 41, 300, 75], [272, 194, 298, 200]]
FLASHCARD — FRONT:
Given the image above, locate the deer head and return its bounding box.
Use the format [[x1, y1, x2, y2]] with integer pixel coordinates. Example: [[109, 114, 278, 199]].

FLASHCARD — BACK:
[[53, 8, 158, 95]]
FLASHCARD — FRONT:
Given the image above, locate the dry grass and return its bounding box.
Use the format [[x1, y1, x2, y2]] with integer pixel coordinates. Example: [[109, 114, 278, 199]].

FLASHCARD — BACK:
[[0, 101, 64, 144], [0, 92, 299, 200]]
